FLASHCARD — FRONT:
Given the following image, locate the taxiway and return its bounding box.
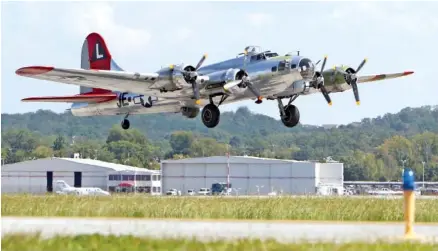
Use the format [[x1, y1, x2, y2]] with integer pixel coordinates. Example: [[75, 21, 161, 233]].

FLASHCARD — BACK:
[[2, 217, 437, 243]]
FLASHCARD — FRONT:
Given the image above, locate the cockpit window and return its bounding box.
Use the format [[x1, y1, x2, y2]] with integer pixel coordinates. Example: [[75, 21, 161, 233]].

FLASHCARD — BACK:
[[250, 54, 266, 62], [265, 52, 279, 58]]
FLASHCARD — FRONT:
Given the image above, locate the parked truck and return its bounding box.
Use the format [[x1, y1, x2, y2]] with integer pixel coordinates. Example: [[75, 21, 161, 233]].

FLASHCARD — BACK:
[[211, 182, 232, 195]]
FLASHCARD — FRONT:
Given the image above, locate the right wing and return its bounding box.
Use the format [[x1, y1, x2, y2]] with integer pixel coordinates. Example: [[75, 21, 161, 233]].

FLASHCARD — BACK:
[[16, 66, 163, 96]]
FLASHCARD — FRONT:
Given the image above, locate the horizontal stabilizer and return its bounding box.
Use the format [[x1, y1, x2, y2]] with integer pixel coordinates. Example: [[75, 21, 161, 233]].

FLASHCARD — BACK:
[[21, 93, 117, 103]]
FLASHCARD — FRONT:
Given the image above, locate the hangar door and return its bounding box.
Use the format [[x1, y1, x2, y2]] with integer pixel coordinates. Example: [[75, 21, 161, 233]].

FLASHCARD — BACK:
[[74, 172, 82, 187], [46, 171, 53, 192]]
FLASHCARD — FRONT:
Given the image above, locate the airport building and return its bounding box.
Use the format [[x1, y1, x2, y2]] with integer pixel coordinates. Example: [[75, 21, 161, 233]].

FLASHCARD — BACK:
[[1, 157, 161, 194], [160, 156, 344, 195]]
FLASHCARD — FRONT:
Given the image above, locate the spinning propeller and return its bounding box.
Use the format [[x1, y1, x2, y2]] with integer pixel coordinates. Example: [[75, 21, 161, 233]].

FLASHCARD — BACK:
[[223, 49, 263, 104], [170, 54, 208, 105], [312, 55, 332, 106], [333, 58, 367, 105]]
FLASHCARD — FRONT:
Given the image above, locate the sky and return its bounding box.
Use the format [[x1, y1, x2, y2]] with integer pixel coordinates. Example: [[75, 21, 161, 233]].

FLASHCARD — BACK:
[[1, 1, 438, 126]]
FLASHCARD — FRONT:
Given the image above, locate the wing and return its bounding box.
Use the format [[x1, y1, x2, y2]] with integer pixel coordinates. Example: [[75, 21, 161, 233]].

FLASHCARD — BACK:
[[16, 66, 162, 96], [21, 93, 117, 103], [358, 71, 414, 83]]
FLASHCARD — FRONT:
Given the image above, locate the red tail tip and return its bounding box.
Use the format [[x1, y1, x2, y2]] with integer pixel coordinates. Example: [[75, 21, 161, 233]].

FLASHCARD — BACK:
[[403, 71, 414, 75], [16, 66, 54, 76]]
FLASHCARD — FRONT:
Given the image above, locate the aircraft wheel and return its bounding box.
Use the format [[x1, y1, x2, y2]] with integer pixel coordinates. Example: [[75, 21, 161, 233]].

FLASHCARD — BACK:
[[281, 105, 300, 128], [201, 104, 220, 128], [121, 119, 130, 130]]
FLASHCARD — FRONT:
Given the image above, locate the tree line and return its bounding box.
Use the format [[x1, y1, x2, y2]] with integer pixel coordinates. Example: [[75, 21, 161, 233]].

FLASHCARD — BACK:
[[2, 105, 438, 181]]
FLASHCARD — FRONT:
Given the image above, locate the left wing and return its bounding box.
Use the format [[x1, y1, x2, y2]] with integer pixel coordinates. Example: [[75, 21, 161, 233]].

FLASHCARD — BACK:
[[21, 93, 117, 103], [16, 66, 163, 96], [358, 71, 414, 83]]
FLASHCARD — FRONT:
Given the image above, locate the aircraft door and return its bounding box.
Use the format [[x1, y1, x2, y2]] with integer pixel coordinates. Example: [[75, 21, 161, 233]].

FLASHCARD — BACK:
[[74, 172, 82, 187], [47, 171, 53, 192]]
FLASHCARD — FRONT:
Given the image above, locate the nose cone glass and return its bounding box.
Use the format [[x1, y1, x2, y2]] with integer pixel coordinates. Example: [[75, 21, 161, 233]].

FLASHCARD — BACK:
[[298, 58, 315, 79]]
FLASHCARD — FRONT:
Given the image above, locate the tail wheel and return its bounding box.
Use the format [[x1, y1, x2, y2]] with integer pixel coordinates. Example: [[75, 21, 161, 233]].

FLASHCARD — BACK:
[[121, 119, 130, 130]]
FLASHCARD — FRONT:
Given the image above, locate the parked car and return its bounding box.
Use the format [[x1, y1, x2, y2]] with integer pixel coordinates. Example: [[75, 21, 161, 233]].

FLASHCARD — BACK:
[[198, 188, 211, 195], [166, 188, 178, 196]]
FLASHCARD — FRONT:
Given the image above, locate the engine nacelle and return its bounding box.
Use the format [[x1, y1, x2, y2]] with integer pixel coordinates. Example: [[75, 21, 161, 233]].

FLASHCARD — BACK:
[[181, 106, 200, 118], [156, 63, 198, 89], [205, 68, 246, 85], [289, 79, 312, 94]]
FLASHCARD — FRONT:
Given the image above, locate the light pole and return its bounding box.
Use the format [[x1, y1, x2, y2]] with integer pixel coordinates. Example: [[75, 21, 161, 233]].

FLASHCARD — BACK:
[[422, 161, 425, 189], [256, 185, 264, 195], [401, 159, 407, 169]]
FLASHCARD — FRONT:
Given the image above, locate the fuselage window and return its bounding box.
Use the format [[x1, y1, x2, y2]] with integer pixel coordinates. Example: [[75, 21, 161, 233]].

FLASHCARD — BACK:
[[278, 61, 286, 71]]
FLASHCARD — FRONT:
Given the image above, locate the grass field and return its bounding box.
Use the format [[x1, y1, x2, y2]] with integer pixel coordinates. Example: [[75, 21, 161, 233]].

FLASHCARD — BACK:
[[2, 234, 437, 251], [3, 194, 438, 221]]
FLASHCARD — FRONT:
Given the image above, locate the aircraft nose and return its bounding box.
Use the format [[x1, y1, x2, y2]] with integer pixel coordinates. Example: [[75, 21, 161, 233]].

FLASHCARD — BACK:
[[298, 57, 315, 80]]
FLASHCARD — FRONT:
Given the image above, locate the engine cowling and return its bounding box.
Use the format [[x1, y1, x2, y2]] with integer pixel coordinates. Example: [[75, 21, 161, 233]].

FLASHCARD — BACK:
[[181, 106, 200, 118], [205, 68, 246, 85], [156, 63, 199, 89]]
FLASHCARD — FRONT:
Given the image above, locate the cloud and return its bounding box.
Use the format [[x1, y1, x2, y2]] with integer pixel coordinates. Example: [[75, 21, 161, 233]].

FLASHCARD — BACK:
[[66, 2, 152, 57], [246, 13, 273, 27]]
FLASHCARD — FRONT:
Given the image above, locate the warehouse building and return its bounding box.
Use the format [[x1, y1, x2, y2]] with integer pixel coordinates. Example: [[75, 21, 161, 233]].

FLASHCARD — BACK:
[[1, 157, 161, 194], [160, 156, 343, 195]]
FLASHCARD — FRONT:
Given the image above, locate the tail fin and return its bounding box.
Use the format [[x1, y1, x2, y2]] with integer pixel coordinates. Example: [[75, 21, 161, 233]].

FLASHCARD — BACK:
[[80, 32, 124, 94]]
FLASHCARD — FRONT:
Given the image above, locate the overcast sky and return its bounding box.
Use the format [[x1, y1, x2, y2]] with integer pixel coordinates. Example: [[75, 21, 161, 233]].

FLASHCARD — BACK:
[[2, 1, 437, 125]]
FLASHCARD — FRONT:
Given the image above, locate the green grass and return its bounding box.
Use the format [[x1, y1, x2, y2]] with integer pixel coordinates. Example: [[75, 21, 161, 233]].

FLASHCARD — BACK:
[[2, 234, 437, 251], [2, 194, 438, 222]]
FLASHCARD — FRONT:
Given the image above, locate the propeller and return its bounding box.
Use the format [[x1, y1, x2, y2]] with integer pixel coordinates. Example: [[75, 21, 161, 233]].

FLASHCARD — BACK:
[[170, 54, 208, 105], [334, 58, 367, 105], [223, 48, 263, 104], [312, 55, 332, 106], [242, 49, 263, 104]]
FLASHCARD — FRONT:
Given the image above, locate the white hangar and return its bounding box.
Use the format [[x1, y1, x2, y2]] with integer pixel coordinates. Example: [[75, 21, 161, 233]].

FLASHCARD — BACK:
[[1, 157, 161, 194], [160, 156, 343, 195]]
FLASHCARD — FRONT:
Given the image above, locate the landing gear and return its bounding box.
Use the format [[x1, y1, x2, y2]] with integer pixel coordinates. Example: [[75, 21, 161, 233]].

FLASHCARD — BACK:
[[277, 95, 300, 128], [121, 114, 130, 130], [201, 103, 220, 128], [200, 94, 227, 128], [281, 105, 300, 127]]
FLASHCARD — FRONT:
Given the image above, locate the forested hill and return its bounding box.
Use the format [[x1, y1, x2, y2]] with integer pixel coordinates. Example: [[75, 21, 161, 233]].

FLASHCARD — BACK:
[[2, 105, 438, 141], [2, 105, 438, 181]]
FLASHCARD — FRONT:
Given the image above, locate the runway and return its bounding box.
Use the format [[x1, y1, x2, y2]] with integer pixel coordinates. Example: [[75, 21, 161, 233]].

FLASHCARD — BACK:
[[2, 217, 438, 243]]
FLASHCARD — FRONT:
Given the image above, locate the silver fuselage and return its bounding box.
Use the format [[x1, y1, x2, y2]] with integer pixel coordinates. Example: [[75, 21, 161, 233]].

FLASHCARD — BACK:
[[71, 53, 349, 117]]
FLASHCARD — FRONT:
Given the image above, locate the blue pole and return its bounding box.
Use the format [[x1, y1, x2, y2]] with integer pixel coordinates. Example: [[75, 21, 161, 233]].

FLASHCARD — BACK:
[[402, 167, 416, 238]]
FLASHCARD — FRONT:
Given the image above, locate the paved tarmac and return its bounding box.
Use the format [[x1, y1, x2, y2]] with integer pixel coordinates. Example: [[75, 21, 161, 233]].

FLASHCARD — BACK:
[[2, 217, 438, 243]]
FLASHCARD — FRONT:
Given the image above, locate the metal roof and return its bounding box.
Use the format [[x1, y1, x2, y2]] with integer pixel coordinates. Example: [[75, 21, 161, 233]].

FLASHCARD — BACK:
[[58, 158, 159, 173], [160, 156, 315, 164]]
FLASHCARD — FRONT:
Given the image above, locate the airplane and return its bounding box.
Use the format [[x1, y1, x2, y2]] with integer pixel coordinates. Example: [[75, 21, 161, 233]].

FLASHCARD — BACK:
[[54, 180, 111, 196], [16, 32, 414, 130]]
